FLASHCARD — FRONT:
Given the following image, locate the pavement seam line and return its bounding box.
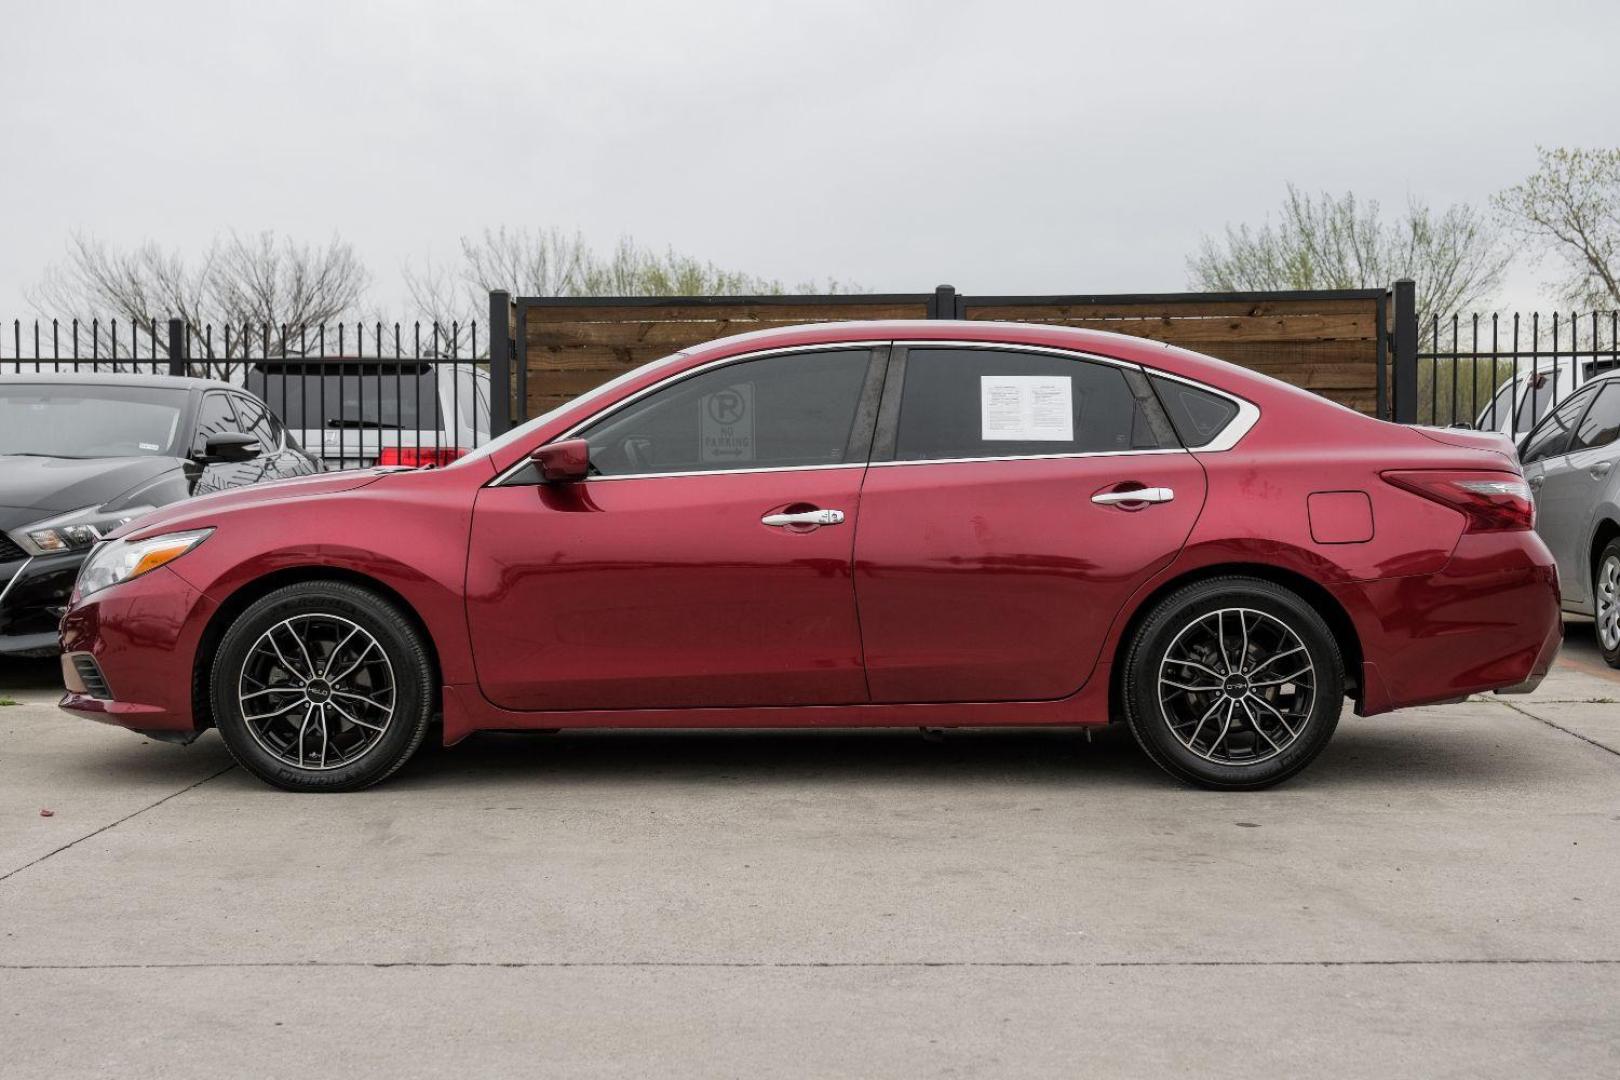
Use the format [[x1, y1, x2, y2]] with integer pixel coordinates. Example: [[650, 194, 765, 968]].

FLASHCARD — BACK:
[[1496, 699, 1620, 759], [2, 959, 1618, 971], [0, 763, 237, 885]]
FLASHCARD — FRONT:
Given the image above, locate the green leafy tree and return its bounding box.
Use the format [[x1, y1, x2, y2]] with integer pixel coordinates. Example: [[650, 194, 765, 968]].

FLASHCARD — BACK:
[[1495, 147, 1620, 309]]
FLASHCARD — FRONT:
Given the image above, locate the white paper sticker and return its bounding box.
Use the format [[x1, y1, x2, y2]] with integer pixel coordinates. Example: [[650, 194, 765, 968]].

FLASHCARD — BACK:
[[700, 382, 755, 463], [980, 375, 1073, 441]]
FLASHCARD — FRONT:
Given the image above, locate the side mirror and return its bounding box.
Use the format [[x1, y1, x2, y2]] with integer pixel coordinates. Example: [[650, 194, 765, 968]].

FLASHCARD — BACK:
[[530, 438, 591, 483], [198, 432, 262, 463]]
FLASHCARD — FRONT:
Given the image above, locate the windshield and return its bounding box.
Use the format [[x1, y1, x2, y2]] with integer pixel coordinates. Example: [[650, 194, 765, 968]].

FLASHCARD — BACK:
[[0, 384, 186, 458], [452, 351, 686, 467], [246, 363, 443, 430]]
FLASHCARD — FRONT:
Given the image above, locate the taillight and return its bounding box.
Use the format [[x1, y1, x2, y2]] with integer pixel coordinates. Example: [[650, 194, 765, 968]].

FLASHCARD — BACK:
[[1381, 470, 1535, 532], [376, 446, 468, 467]]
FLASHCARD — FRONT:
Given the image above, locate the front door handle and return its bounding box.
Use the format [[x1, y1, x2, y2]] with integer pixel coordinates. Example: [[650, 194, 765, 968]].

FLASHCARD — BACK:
[[762, 509, 845, 527], [1092, 487, 1175, 506], [1528, 474, 1545, 490]]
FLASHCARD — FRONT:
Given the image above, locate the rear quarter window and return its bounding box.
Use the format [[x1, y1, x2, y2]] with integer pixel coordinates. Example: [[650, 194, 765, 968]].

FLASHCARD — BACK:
[[1149, 376, 1241, 448]]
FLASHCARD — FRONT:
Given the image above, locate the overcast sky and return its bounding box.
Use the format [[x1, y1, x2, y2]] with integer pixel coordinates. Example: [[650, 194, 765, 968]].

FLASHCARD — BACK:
[[3, 0, 1616, 320]]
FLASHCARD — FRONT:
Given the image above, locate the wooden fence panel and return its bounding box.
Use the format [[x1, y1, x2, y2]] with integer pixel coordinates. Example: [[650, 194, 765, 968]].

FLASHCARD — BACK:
[[518, 290, 1384, 419]]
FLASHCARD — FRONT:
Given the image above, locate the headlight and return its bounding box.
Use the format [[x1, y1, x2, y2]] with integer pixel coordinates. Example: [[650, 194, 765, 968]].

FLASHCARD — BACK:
[[14, 504, 155, 556], [76, 529, 213, 598]]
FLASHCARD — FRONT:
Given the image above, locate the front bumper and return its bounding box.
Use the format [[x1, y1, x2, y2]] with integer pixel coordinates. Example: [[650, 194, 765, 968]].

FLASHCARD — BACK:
[[0, 550, 87, 656], [57, 565, 217, 735]]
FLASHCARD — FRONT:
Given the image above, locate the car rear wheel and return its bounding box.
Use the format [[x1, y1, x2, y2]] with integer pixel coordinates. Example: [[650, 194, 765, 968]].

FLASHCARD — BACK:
[[211, 581, 435, 792], [1597, 539, 1620, 669], [1122, 577, 1344, 790]]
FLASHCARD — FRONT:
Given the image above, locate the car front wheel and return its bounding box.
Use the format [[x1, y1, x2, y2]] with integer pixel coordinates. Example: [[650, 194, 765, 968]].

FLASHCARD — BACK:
[[1597, 539, 1620, 669], [211, 581, 436, 792], [1122, 577, 1345, 790]]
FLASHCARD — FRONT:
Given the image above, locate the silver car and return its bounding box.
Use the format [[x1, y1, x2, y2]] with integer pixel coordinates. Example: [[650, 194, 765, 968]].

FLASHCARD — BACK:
[[1518, 370, 1620, 667]]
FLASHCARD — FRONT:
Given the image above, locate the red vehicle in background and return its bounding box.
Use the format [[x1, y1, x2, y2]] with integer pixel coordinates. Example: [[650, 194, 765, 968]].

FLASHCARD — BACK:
[[58, 321, 1561, 792]]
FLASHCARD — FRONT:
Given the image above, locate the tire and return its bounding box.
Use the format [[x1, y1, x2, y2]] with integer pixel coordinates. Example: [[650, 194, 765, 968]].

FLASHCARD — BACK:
[[1122, 577, 1345, 790], [210, 581, 436, 792], [1596, 539, 1620, 670]]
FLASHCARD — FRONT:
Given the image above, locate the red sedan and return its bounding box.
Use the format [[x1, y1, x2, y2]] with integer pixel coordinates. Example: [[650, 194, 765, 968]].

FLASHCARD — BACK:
[[58, 321, 1561, 791]]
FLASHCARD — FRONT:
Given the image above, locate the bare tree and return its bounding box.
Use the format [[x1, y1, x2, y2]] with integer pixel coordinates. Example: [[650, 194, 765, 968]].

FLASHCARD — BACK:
[[1494, 147, 1620, 309], [1188, 185, 1510, 320], [403, 228, 861, 353], [30, 231, 372, 358]]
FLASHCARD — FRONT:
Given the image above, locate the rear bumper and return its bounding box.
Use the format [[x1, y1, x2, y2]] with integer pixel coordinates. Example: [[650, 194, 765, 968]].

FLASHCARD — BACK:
[[57, 565, 215, 734], [1339, 530, 1561, 716]]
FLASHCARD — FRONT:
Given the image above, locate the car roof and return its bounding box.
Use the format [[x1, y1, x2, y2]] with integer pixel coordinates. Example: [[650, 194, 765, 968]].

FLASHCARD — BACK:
[[0, 371, 233, 393]]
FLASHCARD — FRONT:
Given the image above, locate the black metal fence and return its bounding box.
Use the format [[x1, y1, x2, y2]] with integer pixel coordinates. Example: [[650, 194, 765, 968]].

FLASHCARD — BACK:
[[3, 317, 490, 470], [1410, 309, 1619, 435]]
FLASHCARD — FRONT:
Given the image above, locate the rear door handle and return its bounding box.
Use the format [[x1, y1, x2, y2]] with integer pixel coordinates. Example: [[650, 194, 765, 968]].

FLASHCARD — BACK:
[[762, 509, 845, 527], [1092, 487, 1175, 506], [1528, 474, 1545, 489], [1592, 461, 1614, 479]]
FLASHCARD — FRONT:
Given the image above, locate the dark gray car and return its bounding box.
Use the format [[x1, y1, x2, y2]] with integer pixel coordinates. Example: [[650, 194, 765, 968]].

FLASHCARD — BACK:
[[0, 373, 321, 656], [1518, 370, 1620, 667]]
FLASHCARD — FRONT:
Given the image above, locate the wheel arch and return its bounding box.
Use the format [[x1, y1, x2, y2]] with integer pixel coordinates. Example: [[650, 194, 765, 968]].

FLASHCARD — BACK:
[[1592, 517, 1620, 582], [191, 566, 444, 732], [1108, 562, 1365, 712]]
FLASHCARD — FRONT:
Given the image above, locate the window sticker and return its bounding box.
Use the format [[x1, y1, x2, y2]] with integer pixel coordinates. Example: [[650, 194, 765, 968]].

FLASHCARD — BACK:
[[980, 375, 1073, 441], [700, 382, 755, 463]]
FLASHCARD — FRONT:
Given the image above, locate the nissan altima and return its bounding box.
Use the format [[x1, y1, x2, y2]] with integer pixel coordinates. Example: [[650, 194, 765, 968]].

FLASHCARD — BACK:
[[58, 322, 1561, 791]]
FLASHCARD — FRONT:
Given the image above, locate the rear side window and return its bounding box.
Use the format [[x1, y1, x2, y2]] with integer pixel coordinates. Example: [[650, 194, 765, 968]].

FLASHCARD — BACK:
[[1150, 376, 1241, 448], [892, 349, 1164, 462], [1570, 384, 1620, 452]]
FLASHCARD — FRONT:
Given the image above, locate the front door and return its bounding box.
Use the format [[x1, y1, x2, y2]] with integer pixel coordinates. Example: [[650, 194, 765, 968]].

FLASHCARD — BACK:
[[467, 346, 885, 712], [1530, 382, 1620, 607], [1522, 384, 1603, 605], [853, 346, 1208, 703]]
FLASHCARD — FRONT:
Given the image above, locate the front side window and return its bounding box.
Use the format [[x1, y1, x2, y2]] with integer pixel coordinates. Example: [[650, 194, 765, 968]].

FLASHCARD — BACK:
[[232, 395, 281, 451], [192, 393, 242, 455], [580, 349, 873, 477], [1519, 386, 1596, 465], [891, 348, 1167, 462], [1569, 383, 1620, 452]]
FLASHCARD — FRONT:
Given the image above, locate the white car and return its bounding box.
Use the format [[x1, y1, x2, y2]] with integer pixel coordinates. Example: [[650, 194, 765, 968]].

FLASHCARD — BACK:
[[1475, 359, 1615, 437], [244, 360, 490, 468]]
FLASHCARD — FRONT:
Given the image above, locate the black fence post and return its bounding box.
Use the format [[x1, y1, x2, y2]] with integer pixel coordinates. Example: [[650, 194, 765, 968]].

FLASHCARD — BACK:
[[166, 317, 186, 377], [927, 284, 962, 319], [488, 290, 513, 433], [1392, 278, 1418, 423]]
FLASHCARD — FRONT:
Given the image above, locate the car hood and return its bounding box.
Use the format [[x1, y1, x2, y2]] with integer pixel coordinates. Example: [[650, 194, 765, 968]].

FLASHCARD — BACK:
[[0, 454, 183, 515], [1411, 426, 1520, 464], [114, 468, 395, 540]]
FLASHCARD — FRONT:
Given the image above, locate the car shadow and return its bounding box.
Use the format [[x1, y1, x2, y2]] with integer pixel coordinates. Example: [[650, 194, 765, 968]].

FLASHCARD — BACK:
[[380, 714, 1537, 793]]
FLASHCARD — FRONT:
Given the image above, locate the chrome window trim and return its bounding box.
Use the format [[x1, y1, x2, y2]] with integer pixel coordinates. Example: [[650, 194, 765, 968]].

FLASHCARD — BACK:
[[490, 338, 1259, 486]]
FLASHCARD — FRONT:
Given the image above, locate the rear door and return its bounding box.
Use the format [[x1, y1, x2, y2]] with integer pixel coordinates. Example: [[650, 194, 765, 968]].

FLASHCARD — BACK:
[[851, 345, 1208, 704]]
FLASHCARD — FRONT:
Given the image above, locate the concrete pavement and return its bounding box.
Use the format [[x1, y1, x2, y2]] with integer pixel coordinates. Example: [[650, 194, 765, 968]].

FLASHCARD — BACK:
[[1, 624, 1617, 1078]]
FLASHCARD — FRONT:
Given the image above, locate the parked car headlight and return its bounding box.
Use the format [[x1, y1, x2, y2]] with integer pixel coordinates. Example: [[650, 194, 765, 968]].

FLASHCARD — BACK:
[[76, 529, 213, 598], [13, 504, 156, 555]]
